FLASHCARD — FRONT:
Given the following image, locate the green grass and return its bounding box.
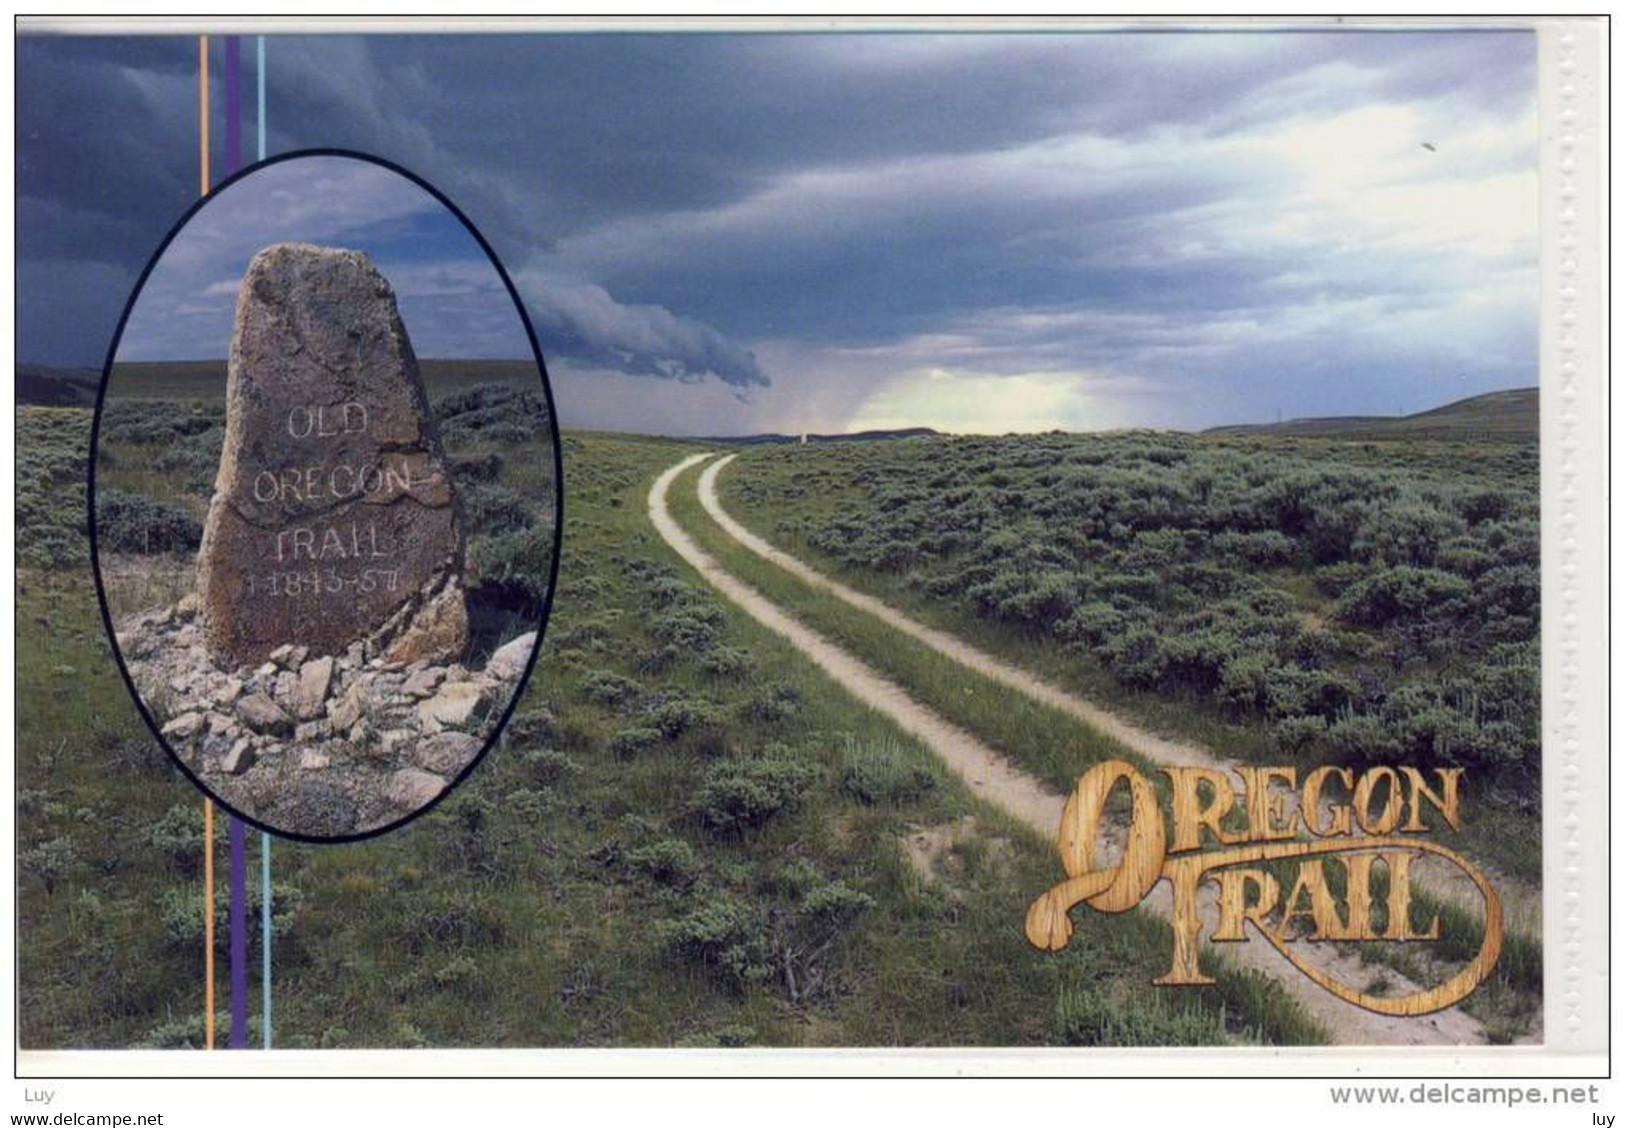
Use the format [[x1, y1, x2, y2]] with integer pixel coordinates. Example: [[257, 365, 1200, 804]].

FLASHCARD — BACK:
[[701, 446, 1541, 1040], [667, 460, 1150, 795], [17, 419, 1325, 1048], [716, 441, 1543, 890]]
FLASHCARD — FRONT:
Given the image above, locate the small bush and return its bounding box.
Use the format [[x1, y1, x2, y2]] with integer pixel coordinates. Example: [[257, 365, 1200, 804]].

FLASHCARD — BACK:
[[503, 708, 558, 749], [448, 452, 504, 483], [839, 739, 936, 806], [152, 426, 224, 489], [20, 835, 78, 895], [627, 839, 699, 889], [435, 383, 551, 445], [460, 481, 537, 536], [609, 726, 661, 761], [697, 645, 753, 678], [150, 803, 208, 876], [691, 749, 818, 836], [95, 488, 202, 554], [662, 897, 771, 988], [746, 681, 803, 724], [469, 524, 553, 607], [1336, 567, 1472, 628], [648, 696, 721, 740], [520, 748, 581, 787], [651, 605, 726, 653], [579, 670, 642, 708]]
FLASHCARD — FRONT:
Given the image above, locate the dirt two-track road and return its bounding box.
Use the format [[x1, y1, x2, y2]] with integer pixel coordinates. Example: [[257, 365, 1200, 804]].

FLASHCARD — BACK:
[[651, 451, 1500, 1046]]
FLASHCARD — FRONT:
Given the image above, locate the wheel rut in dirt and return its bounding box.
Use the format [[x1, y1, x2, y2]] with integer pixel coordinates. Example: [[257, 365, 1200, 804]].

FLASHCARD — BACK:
[[653, 452, 1490, 1046]]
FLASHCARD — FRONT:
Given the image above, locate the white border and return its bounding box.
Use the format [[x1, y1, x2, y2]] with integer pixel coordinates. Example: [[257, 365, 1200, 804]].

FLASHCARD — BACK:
[[8, 13, 1610, 1080], [1541, 17, 1609, 1060]]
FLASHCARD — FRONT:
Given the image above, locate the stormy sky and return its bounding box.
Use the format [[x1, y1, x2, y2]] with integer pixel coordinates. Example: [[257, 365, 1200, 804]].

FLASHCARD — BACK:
[[17, 29, 1537, 433], [116, 156, 538, 363]]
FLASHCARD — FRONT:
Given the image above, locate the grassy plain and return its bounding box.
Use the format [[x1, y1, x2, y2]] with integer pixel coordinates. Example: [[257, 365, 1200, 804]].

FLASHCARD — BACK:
[[718, 433, 1540, 884], [17, 406, 1323, 1048], [712, 425, 1543, 1041]]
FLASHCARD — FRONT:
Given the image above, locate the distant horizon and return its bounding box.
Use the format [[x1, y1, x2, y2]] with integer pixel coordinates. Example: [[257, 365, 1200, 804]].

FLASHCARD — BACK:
[[564, 381, 1540, 439], [31, 358, 1536, 439]]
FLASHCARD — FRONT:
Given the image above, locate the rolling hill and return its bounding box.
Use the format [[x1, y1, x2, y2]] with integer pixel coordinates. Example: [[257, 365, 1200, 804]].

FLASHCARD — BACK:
[[16, 364, 101, 407], [1204, 386, 1537, 440]]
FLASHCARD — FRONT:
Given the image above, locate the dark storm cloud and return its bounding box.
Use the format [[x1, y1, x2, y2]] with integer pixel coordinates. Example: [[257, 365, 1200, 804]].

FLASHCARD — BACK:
[[18, 28, 1535, 429]]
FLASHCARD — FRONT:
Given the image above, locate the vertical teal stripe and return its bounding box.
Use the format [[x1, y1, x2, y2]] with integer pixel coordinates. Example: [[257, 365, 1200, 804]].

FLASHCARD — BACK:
[[261, 833, 271, 1049], [257, 32, 271, 1054]]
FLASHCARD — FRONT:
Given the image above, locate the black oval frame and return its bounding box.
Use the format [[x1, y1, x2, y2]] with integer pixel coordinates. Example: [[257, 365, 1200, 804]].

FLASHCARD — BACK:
[[88, 148, 566, 844]]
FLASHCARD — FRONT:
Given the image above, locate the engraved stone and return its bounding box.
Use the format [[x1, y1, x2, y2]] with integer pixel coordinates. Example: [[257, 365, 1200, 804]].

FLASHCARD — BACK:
[[197, 243, 468, 668]]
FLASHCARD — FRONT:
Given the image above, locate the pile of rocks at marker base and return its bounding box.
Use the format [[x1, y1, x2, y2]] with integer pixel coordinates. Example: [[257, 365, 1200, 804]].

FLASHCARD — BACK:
[[119, 594, 535, 836]]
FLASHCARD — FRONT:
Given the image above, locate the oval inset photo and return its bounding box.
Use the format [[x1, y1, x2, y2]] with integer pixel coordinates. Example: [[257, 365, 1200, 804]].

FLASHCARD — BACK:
[[92, 151, 562, 841]]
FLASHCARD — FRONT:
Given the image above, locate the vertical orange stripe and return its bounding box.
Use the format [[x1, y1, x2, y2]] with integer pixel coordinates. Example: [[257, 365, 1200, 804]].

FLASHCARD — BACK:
[[199, 33, 214, 1054]]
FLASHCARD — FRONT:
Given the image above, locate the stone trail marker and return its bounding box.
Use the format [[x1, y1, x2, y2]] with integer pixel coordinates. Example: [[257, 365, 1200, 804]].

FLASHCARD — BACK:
[[199, 244, 468, 668]]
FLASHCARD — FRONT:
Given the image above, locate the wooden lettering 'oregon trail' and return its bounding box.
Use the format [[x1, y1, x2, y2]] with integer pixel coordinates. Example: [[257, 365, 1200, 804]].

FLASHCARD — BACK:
[[1025, 760, 1504, 1017], [198, 243, 468, 668]]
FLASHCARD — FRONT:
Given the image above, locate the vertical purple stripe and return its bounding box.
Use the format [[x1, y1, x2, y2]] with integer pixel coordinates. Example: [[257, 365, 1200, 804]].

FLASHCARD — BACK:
[[224, 36, 242, 175], [228, 820, 247, 1048], [223, 33, 248, 1052]]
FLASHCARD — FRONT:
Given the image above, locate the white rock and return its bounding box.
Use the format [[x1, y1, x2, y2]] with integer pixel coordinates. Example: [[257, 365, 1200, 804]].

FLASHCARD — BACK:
[[295, 655, 335, 720], [237, 693, 293, 736], [418, 680, 490, 730], [162, 712, 205, 739], [270, 643, 309, 670], [401, 668, 444, 698], [484, 632, 537, 681], [297, 749, 331, 771], [328, 686, 362, 732], [274, 671, 298, 707]]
